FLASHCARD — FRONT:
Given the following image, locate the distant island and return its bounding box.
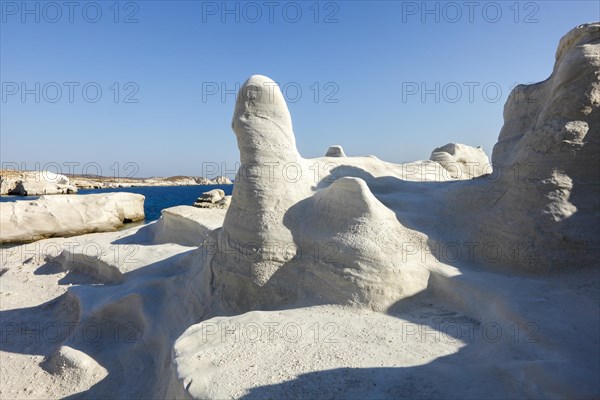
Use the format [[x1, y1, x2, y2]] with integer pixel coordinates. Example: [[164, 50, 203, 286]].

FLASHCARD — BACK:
[[0, 169, 232, 196]]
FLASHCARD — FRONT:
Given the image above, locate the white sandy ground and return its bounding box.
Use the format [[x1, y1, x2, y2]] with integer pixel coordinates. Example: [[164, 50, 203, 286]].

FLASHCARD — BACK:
[[0, 212, 598, 399], [0, 223, 191, 398]]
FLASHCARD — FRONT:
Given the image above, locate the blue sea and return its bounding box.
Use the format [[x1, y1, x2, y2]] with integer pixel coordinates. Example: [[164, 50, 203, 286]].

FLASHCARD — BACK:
[[0, 185, 233, 222]]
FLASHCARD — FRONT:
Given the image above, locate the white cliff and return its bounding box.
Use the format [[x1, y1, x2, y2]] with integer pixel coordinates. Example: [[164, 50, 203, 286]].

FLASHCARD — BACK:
[[0, 171, 77, 195]]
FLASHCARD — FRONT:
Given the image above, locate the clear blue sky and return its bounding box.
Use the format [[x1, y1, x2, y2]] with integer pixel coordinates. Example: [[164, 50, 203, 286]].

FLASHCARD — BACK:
[[1, 1, 598, 178]]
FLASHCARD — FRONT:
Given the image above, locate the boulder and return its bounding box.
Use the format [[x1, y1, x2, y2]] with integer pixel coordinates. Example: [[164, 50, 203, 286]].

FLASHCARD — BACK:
[[7, 181, 27, 196], [192, 189, 230, 209], [198, 189, 225, 203]]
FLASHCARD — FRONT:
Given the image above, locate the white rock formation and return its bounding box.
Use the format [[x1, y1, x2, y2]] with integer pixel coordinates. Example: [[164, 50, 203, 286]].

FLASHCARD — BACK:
[[430, 143, 490, 179], [51, 238, 191, 283], [151, 205, 227, 246], [325, 144, 347, 157], [193, 189, 232, 209], [0, 24, 598, 400], [210, 176, 233, 184], [212, 75, 451, 312], [70, 175, 226, 189], [0, 224, 207, 398], [0, 193, 145, 243], [456, 22, 600, 270], [0, 171, 77, 195], [216, 195, 231, 208], [195, 176, 213, 185], [200, 189, 225, 203], [217, 75, 313, 287]]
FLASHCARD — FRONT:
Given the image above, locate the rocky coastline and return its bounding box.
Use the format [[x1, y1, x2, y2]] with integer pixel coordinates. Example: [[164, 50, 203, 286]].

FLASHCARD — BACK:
[[0, 171, 232, 196]]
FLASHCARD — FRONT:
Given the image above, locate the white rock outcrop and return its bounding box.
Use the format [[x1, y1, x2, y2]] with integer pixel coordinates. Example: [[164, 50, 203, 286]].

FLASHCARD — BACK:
[[201, 189, 225, 203], [325, 145, 347, 157], [211, 75, 450, 312], [151, 205, 227, 246], [430, 143, 490, 179], [216, 75, 313, 288], [457, 23, 600, 270], [1, 23, 598, 400], [50, 238, 191, 284], [194, 176, 213, 185], [192, 189, 231, 209], [0, 193, 145, 243], [211, 24, 599, 313], [0, 171, 77, 195], [210, 176, 233, 184], [71, 175, 230, 189], [216, 195, 231, 208]]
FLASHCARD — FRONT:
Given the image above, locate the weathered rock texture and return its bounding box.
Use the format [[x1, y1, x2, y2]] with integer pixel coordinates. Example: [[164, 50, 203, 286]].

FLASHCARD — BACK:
[[192, 189, 231, 209], [210, 176, 233, 184], [0, 193, 145, 243], [325, 145, 347, 157], [430, 143, 490, 179], [210, 24, 599, 315], [1, 171, 77, 195], [70, 175, 232, 189], [459, 23, 600, 270], [174, 25, 599, 397], [211, 76, 453, 311], [1, 24, 598, 400], [217, 75, 312, 287], [152, 206, 227, 246]]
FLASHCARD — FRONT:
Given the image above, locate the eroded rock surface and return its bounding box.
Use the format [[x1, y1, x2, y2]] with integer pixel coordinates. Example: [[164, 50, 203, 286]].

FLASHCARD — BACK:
[[2, 23, 598, 400], [459, 23, 600, 271], [152, 205, 227, 246], [192, 190, 230, 209], [325, 145, 347, 157], [1, 171, 77, 195], [430, 143, 490, 179], [0, 193, 145, 243]]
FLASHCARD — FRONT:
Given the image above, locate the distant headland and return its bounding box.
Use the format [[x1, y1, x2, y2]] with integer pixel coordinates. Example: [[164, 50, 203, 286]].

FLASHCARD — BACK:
[[0, 169, 232, 196]]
